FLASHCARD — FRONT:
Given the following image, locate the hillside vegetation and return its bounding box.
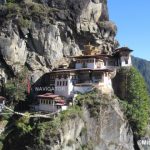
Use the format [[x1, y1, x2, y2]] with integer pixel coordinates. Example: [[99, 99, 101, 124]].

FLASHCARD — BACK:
[[132, 56, 150, 93], [113, 67, 150, 137]]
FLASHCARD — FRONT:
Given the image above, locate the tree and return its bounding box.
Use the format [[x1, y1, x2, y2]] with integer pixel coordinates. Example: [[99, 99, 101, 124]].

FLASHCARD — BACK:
[[5, 67, 29, 104], [116, 67, 150, 136]]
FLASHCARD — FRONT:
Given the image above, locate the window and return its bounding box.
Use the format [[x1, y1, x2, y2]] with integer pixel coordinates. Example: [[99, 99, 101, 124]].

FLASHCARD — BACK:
[[66, 81, 68, 86], [57, 81, 59, 86], [41, 100, 43, 104], [82, 62, 87, 68], [125, 59, 128, 64], [49, 100, 52, 105], [57, 105, 61, 109], [63, 81, 65, 86], [64, 75, 67, 79], [60, 81, 62, 86]]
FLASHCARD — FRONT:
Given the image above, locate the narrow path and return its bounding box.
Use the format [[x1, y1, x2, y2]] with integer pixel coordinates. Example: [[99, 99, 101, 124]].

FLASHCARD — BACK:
[[3, 106, 58, 119]]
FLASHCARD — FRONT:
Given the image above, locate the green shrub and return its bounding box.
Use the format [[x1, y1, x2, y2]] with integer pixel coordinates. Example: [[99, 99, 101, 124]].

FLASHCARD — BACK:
[[7, 0, 16, 3], [6, 2, 20, 13], [18, 17, 31, 28], [60, 105, 83, 121], [5, 67, 29, 103], [15, 113, 32, 134], [76, 90, 102, 118]]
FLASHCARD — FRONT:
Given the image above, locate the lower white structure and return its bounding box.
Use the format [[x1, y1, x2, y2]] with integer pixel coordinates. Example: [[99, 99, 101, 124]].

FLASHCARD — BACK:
[[33, 93, 67, 112]]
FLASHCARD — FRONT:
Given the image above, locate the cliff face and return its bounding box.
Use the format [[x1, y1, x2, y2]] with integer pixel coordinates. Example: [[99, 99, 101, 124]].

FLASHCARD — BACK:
[[0, 1, 136, 150], [49, 98, 134, 150], [3, 94, 135, 150], [0, 0, 118, 81]]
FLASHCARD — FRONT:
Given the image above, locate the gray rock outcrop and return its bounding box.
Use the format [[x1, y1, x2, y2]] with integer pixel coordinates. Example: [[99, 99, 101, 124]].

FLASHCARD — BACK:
[[0, 0, 118, 80], [31, 97, 134, 150]]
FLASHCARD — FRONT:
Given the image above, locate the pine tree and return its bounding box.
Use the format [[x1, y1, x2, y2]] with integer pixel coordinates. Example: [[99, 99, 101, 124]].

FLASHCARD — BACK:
[[116, 67, 150, 136]]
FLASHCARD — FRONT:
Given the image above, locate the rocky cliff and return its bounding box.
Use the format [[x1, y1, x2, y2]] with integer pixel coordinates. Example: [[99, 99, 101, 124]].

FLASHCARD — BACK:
[[48, 97, 134, 150], [0, 1, 137, 150], [2, 92, 135, 150], [0, 0, 118, 81]]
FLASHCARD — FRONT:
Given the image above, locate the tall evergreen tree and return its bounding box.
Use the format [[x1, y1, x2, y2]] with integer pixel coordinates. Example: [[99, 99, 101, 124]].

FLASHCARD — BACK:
[[114, 67, 150, 136]]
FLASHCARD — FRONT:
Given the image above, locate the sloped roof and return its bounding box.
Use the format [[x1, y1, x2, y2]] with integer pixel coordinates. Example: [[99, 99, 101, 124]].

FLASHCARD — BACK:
[[114, 47, 133, 54], [37, 93, 59, 99]]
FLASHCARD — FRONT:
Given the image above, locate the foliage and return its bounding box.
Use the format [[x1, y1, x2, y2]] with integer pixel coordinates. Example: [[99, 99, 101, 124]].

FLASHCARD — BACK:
[[7, 0, 16, 3], [0, 0, 58, 27], [0, 110, 12, 121], [60, 105, 83, 121], [15, 112, 32, 134], [132, 56, 150, 93], [117, 67, 150, 136], [29, 106, 83, 147], [76, 89, 104, 118], [18, 17, 31, 28], [5, 67, 29, 103], [5, 2, 21, 18]]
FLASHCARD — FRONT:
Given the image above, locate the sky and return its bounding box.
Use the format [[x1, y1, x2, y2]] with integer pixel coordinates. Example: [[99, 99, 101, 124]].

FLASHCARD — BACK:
[[108, 0, 150, 61]]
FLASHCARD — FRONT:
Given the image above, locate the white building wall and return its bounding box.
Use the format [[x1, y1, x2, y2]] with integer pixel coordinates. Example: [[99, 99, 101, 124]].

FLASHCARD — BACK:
[[96, 61, 105, 69], [61, 105, 68, 111], [68, 78, 74, 96], [38, 104, 57, 112], [75, 63, 83, 69], [38, 104, 67, 112], [75, 59, 97, 69], [75, 62, 96, 69], [120, 55, 132, 67], [87, 63, 95, 69], [54, 77, 74, 98], [104, 75, 112, 88]]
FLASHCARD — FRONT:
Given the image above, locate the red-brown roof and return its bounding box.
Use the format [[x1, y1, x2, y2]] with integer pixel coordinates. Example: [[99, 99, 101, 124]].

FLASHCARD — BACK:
[[37, 93, 59, 99]]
